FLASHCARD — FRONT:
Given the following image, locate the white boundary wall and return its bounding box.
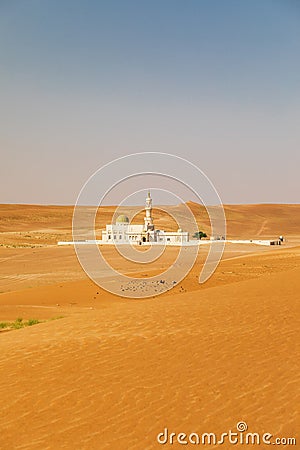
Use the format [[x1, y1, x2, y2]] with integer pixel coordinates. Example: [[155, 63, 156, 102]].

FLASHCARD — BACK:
[[57, 239, 279, 247]]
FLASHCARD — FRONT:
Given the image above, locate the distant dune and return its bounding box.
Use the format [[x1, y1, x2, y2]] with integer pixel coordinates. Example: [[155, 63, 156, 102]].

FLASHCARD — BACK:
[[0, 203, 299, 246]]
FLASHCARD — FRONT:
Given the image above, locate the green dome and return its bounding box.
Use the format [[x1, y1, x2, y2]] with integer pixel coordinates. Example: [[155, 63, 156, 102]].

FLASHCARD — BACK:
[[116, 214, 129, 224]]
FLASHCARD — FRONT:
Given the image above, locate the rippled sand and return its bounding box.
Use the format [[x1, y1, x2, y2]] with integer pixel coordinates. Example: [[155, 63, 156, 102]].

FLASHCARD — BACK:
[[0, 204, 299, 449]]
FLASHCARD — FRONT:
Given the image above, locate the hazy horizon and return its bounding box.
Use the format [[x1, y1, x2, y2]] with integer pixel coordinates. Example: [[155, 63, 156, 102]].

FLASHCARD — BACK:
[[1, 201, 299, 207], [1, 1, 299, 205]]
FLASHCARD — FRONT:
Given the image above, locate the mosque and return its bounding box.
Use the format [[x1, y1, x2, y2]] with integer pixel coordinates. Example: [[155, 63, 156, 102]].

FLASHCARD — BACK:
[[101, 191, 189, 245], [58, 191, 281, 247]]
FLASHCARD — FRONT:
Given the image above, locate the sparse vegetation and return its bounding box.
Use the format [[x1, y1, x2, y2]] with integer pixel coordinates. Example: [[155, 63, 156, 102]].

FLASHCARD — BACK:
[[0, 318, 41, 330], [0, 316, 64, 331], [27, 318, 40, 326], [193, 231, 208, 240]]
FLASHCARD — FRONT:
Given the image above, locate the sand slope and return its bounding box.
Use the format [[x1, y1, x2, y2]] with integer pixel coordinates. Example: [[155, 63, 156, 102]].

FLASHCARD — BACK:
[[1, 203, 300, 245], [0, 265, 298, 449], [0, 204, 299, 449]]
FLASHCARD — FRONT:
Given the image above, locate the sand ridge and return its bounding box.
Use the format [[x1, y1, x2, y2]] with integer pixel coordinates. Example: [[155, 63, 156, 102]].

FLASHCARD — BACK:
[[0, 204, 299, 449], [1, 203, 300, 246], [0, 266, 298, 449]]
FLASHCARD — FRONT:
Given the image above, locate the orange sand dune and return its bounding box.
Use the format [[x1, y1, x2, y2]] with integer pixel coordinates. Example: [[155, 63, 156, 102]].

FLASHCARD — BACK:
[[0, 263, 298, 449], [1, 203, 300, 246], [186, 202, 300, 239], [0, 239, 298, 297], [0, 204, 299, 449]]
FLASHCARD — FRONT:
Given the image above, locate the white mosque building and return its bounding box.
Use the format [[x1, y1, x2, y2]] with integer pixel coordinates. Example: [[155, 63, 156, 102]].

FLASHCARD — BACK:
[[58, 191, 282, 247], [101, 191, 189, 245]]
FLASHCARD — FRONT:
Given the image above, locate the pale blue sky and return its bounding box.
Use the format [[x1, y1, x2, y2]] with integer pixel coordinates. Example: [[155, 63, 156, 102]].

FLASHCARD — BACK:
[[0, 0, 299, 204]]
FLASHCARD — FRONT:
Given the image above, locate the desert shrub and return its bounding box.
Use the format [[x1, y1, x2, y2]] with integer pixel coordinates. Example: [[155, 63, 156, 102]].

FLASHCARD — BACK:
[[27, 319, 40, 326]]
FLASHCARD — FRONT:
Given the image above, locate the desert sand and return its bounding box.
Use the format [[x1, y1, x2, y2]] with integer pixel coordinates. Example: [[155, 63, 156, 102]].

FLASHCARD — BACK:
[[0, 204, 299, 449]]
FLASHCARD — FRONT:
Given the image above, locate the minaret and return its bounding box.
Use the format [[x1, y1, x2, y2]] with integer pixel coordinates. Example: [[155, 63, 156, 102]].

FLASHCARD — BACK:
[[144, 191, 154, 231]]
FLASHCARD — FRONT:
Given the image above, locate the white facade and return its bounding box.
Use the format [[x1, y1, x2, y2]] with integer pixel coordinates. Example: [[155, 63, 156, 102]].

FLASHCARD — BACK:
[[102, 223, 144, 243], [101, 192, 189, 245]]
